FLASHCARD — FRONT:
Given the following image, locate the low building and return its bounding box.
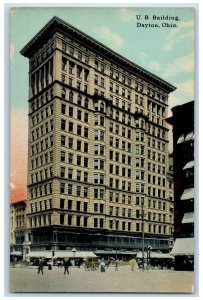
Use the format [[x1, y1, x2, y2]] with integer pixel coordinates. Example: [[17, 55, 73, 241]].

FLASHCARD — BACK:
[[10, 200, 27, 255]]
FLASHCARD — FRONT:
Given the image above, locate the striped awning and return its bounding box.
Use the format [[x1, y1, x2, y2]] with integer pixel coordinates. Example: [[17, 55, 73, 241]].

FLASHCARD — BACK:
[[26, 251, 52, 258], [183, 161, 194, 170], [54, 251, 97, 258], [182, 212, 194, 224], [180, 187, 194, 200], [136, 251, 173, 259], [10, 251, 22, 256], [185, 131, 194, 141], [170, 238, 194, 256], [177, 134, 185, 144]]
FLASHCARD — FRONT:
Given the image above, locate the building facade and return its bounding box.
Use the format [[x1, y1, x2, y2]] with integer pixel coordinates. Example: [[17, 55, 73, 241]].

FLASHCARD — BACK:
[[21, 17, 176, 254], [10, 200, 26, 253], [167, 101, 194, 270]]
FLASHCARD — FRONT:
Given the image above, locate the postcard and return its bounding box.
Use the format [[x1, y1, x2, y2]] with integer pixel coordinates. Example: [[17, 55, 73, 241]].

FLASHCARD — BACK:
[[9, 6, 195, 294]]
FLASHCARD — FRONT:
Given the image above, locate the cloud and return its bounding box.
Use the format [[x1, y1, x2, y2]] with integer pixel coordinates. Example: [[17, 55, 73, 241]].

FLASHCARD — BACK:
[[10, 106, 28, 203], [10, 182, 16, 190], [163, 20, 194, 51], [148, 61, 161, 72], [168, 83, 194, 118], [176, 80, 194, 97], [94, 26, 124, 49], [119, 8, 137, 23], [163, 52, 194, 78]]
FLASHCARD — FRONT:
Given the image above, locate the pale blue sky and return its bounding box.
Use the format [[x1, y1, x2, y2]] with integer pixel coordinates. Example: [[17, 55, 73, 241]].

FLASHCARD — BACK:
[[10, 7, 194, 114]]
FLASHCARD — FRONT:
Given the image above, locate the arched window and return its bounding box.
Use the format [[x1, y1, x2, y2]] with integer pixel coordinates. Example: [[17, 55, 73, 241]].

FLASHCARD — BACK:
[[94, 100, 98, 111]]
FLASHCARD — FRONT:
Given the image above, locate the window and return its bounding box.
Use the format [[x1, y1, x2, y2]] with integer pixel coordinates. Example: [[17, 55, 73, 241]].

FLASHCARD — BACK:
[[60, 199, 65, 209], [84, 98, 88, 108], [61, 120, 66, 130], [62, 57, 67, 71], [77, 140, 81, 151], [77, 110, 82, 120], [84, 113, 88, 123], [69, 122, 73, 133], [60, 214, 65, 225], [77, 170, 81, 181], [110, 82, 113, 92], [84, 187, 88, 197], [68, 168, 73, 179], [85, 55, 89, 64], [77, 125, 82, 136], [60, 182, 65, 193], [84, 172, 88, 183], [84, 142, 88, 153], [69, 138, 73, 149], [76, 186, 81, 196], [61, 151, 65, 162]]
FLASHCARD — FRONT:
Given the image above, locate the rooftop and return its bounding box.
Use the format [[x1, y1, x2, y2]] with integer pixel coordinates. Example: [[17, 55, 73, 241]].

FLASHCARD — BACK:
[[21, 16, 176, 94]]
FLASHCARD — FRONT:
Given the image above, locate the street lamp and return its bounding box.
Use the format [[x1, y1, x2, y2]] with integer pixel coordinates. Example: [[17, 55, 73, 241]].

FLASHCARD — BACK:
[[115, 227, 118, 271], [72, 248, 76, 267], [146, 245, 152, 269]]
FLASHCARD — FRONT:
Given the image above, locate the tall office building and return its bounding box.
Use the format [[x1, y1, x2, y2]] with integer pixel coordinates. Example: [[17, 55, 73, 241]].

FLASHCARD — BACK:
[[21, 17, 176, 254]]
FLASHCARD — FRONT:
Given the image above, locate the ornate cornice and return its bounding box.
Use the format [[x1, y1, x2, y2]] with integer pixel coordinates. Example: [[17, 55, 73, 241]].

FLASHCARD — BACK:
[[20, 16, 176, 94]]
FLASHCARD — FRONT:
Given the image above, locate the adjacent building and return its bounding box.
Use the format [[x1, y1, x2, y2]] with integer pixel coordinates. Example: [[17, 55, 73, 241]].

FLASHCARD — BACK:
[[20, 16, 176, 255], [167, 101, 194, 270], [10, 200, 26, 253]]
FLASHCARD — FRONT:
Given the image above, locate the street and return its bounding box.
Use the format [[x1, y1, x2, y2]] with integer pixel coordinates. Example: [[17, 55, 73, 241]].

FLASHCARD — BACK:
[[10, 265, 194, 294]]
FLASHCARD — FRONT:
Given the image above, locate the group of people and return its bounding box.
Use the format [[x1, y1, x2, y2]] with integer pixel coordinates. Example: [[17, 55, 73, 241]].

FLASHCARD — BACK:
[[37, 257, 139, 274], [37, 258, 71, 275]]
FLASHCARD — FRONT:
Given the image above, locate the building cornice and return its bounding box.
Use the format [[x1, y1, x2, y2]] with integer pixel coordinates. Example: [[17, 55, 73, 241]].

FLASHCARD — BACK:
[[20, 16, 176, 94]]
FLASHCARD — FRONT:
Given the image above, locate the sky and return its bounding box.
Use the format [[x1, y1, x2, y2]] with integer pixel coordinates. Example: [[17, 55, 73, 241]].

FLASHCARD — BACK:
[[9, 6, 195, 202]]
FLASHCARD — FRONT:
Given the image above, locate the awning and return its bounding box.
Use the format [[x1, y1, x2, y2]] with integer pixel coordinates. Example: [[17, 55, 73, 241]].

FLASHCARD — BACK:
[[26, 251, 52, 258], [136, 251, 173, 259], [180, 187, 194, 200], [170, 238, 194, 256], [183, 161, 194, 170], [54, 251, 97, 258], [94, 250, 138, 255], [185, 131, 194, 141], [177, 134, 185, 144], [10, 251, 22, 256], [182, 212, 194, 224]]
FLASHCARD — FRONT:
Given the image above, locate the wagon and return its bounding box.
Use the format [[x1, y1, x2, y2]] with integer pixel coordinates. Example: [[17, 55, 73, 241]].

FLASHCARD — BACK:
[[84, 257, 100, 271]]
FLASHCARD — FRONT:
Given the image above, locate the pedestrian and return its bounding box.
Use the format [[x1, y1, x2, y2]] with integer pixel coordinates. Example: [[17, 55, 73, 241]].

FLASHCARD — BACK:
[[38, 258, 44, 275], [57, 259, 61, 268], [64, 259, 70, 274], [100, 260, 105, 273], [129, 258, 136, 271], [47, 259, 52, 270]]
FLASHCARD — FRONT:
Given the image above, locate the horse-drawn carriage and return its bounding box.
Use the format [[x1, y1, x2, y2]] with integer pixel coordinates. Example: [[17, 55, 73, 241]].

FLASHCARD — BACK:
[[84, 257, 100, 271]]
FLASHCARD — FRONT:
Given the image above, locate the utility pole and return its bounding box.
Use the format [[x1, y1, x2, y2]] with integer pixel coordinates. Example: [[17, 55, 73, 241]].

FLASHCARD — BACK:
[[142, 203, 145, 271], [115, 219, 118, 271]]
